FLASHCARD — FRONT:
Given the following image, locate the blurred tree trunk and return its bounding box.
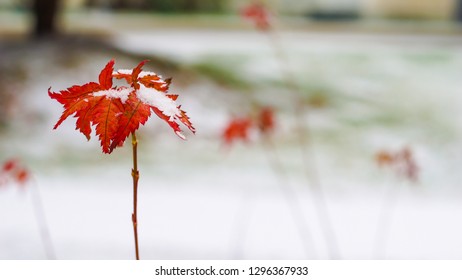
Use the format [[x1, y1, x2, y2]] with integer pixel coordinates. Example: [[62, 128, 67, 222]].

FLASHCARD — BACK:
[[457, 0, 462, 21], [183, 0, 198, 11], [32, 0, 60, 37], [112, 0, 129, 9]]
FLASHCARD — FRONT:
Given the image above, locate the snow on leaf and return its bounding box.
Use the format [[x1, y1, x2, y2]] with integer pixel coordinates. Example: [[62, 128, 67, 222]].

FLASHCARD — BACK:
[[127, 62, 195, 138], [114, 68, 170, 92], [93, 87, 132, 104], [50, 59, 195, 154], [137, 85, 180, 118]]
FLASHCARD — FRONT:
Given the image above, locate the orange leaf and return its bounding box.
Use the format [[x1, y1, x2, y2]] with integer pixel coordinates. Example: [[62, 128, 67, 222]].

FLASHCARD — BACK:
[[257, 107, 275, 134], [241, 2, 271, 30], [93, 97, 125, 153], [50, 59, 195, 154], [223, 117, 253, 145], [2, 159, 18, 172], [98, 59, 115, 89], [0, 158, 30, 187], [109, 94, 152, 152], [375, 147, 419, 182]]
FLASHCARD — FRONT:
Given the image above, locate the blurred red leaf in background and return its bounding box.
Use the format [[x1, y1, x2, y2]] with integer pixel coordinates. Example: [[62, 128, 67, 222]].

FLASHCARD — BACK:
[[0, 158, 30, 187], [375, 147, 419, 182], [222, 117, 253, 145], [241, 2, 271, 31]]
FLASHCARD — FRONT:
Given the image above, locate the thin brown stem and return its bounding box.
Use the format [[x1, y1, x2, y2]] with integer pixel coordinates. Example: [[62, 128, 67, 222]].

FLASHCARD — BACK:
[[131, 132, 140, 260]]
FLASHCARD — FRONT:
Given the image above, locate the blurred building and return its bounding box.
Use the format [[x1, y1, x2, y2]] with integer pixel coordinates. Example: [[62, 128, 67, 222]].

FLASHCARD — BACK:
[[364, 0, 457, 20], [233, 0, 459, 20], [0, 0, 460, 20]]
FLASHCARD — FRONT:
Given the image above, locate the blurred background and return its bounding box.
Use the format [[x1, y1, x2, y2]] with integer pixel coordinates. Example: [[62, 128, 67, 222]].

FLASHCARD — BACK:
[[1, 0, 462, 260]]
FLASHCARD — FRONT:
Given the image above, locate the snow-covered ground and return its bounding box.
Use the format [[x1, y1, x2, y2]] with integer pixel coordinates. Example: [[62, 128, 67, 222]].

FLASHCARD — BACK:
[[1, 28, 462, 259]]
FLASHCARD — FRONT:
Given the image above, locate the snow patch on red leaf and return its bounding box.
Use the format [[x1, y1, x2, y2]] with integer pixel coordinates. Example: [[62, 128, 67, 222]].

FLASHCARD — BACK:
[[49, 59, 195, 154], [93, 87, 132, 103]]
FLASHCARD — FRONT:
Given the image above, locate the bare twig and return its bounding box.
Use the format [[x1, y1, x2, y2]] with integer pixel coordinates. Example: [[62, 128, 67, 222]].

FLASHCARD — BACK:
[[266, 26, 341, 260], [131, 132, 140, 260], [373, 182, 401, 259], [262, 136, 317, 258], [30, 177, 56, 260], [230, 188, 254, 259]]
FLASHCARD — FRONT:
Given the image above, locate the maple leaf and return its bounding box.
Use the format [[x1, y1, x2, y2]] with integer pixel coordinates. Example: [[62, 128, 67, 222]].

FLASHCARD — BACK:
[[375, 150, 394, 167], [49, 60, 127, 153], [375, 147, 419, 182], [110, 91, 152, 152], [111, 63, 195, 148], [113, 61, 171, 92], [0, 158, 30, 187], [50, 59, 195, 154], [222, 117, 253, 145], [49, 60, 117, 137], [396, 147, 419, 182], [2, 158, 17, 173], [241, 2, 272, 31], [257, 107, 276, 134]]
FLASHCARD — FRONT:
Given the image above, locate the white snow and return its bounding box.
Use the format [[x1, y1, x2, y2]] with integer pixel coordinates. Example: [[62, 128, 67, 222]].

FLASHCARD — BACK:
[[138, 71, 159, 78], [113, 69, 132, 75], [136, 85, 180, 119], [113, 69, 160, 79], [2, 28, 462, 260], [92, 88, 132, 103]]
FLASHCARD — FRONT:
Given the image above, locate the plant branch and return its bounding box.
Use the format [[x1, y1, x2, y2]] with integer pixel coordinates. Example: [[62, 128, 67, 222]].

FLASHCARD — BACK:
[[230, 188, 254, 259], [131, 132, 140, 260], [267, 28, 341, 259], [262, 136, 317, 259], [30, 177, 56, 260], [374, 182, 401, 259]]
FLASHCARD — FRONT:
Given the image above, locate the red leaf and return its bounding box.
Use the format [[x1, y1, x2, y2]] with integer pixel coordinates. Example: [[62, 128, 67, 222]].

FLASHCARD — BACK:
[[74, 97, 103, 140], [50, 59, 195, 154], [109, 93, 152, 152], [375, 150, 394, 167], [128, 64, 195, 139], [113, 64, 169, 92], [223, 117, 253, 145], [49, 82, 103, 130], [50, 62, 125, 153], [15, 168, 29, 186], [241, 3, 271, 30], [257, 107, 275, 134], [131, 60, 148, 89], [375, 147, 419, 182], [2, 159, 18, 172], [0, 158, 30, 187], [99, 59, 115, 89], [93, 97, 125, 153]]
